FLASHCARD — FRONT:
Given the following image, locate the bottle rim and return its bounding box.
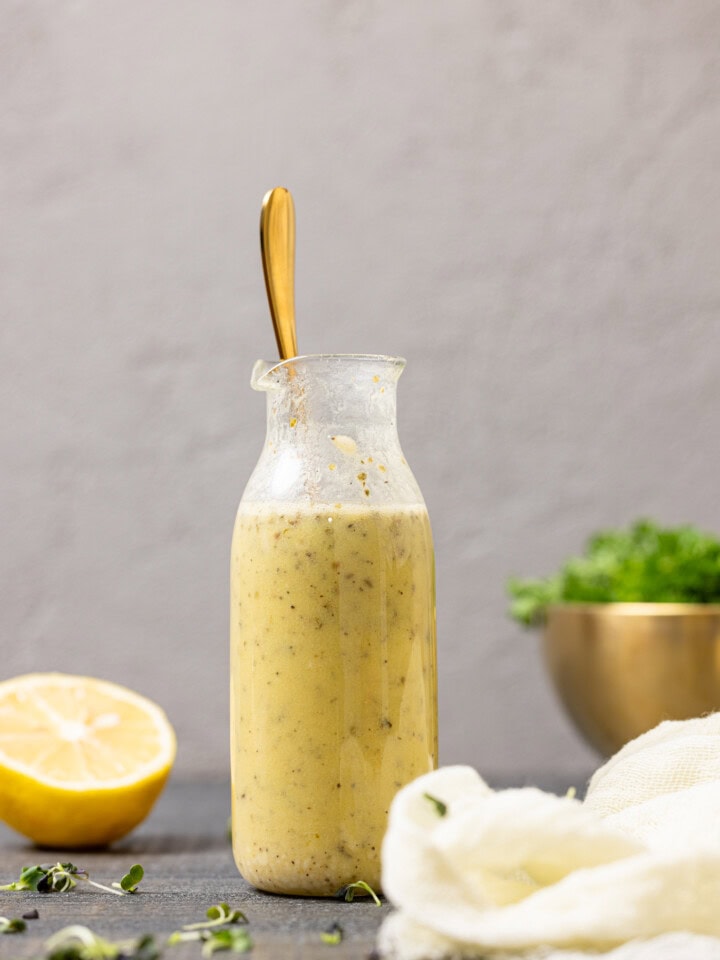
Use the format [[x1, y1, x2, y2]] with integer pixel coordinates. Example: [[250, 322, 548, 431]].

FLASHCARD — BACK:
[[252, 354, 406, 391]]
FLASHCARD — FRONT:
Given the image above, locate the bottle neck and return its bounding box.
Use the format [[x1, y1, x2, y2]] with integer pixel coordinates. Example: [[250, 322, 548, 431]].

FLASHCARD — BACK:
[[264, 379, 400, 449], [245, 355, 423, 506]]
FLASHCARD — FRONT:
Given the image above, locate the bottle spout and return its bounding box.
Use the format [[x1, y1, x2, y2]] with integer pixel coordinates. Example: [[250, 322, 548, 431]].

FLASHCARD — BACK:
[[251, 359, 285, 392]]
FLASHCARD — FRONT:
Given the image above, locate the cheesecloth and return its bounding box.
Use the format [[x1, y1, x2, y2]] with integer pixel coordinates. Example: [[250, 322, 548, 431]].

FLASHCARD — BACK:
[[378, 713, 720, 960]]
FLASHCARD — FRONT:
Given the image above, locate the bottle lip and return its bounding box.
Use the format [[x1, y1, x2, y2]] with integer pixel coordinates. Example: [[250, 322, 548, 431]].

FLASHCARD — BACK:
[[251, 354, 407, 391]]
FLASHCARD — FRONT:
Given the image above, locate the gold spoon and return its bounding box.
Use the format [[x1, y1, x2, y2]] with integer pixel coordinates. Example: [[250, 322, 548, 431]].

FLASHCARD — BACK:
[[260, 187, 298, 360]]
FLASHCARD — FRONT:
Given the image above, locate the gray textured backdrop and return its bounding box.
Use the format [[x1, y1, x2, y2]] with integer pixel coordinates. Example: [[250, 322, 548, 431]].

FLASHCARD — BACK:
[[1, 1, 719, 780]]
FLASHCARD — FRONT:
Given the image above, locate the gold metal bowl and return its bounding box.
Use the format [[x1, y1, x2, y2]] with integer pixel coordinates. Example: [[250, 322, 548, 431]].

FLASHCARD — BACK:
[[542, 603, 720, 755]]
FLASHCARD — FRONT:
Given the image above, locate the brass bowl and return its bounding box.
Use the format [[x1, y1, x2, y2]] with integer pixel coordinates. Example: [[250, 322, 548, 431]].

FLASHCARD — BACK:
[[542, 603, 720, 755]]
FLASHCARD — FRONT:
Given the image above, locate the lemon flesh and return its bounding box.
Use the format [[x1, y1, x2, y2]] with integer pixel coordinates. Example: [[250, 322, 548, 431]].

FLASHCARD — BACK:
[[0, 673, 176, 847]]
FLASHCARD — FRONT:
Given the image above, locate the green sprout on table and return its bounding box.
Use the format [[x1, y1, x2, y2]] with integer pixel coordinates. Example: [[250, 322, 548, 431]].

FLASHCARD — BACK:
[[44, 925, 160, 960], [44, 908, 252, 959], [336, 880, 381, 906], [320, 922, 344, 945], [0, 887, 253, 957], [112, 864, 145, 894], [0, 862, 144, 896], [197, 928, 253, 956], [172, 902, 248, 933], [168, 903, 251, 955]]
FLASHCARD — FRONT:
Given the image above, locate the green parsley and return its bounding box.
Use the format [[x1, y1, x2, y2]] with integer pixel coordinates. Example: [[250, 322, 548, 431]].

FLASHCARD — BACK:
[[335, 880, 381, 906], [423, 792, 448, 817], [508, 519, 720, 626]]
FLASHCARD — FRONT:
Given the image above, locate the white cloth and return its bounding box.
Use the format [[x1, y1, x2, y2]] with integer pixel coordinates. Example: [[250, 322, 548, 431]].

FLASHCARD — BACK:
[[378, 714, 720, 959]]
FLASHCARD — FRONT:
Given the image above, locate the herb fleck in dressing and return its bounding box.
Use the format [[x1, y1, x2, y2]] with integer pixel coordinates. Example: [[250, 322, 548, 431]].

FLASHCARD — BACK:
[[230, 502, 437, 896]]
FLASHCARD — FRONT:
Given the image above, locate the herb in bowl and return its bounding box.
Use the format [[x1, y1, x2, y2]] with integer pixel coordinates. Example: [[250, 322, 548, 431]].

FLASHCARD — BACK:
[[508, 520, 720, 626]]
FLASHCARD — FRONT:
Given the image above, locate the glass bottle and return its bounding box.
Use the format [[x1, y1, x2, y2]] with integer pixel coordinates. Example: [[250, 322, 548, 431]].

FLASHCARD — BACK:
[[230, 354, 437, 896]]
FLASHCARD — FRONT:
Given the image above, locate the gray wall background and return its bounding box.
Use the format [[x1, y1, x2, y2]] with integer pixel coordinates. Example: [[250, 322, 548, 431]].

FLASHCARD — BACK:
[[1, 1, 719, 781]]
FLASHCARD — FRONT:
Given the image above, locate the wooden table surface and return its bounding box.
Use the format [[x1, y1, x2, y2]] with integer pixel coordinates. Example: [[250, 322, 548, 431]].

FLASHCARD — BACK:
[[0, 781, 390, 960], [0, 774, 583, 960]]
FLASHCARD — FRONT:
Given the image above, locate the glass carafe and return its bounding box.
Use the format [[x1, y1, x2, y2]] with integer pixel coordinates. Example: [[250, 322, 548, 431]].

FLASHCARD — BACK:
[[230, 354, 437, 896]]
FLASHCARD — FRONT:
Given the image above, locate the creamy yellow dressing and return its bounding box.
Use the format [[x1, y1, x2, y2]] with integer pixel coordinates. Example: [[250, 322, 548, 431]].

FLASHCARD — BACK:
[[230, 502, 437, 895]]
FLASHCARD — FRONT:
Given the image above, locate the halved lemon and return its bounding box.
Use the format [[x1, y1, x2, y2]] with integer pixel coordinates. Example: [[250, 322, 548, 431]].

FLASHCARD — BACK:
[[0, 673, 176, 848]]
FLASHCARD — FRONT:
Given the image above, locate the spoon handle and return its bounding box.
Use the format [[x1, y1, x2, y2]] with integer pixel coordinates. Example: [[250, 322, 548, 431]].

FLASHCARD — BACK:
[[260, 187, 298, 360]]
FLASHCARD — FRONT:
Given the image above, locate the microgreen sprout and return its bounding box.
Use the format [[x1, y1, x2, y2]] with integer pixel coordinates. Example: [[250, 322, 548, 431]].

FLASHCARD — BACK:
[[44, 925, 159, 959], [320, 922, 343, 945], [178, 903, 248, 931], [335, 881, 381, 906], [168, 904, 250, 953], [200, 928, 253, 956], [423, 792, 448, 817], [0, 916, 26, 934], [0, 862, 143, 897], [112, 864, 144, 894], [1, 863, 80, 893]]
